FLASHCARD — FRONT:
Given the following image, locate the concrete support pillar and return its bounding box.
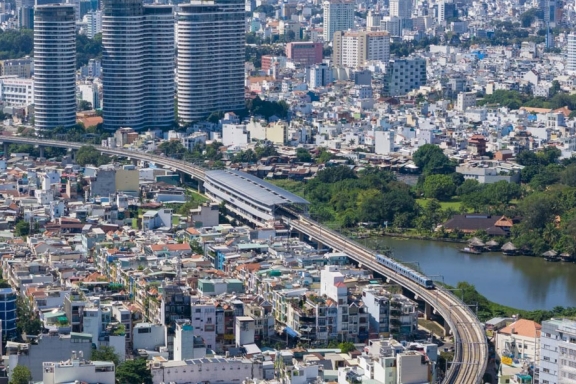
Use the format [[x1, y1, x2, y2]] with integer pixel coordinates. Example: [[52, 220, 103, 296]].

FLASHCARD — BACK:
[[298, 232, 304, 241], [3, 142, 8, 157], [197, 180, 204, 194], [424, 302, 433, 320], [443, 320, 451, 337], [39, 146, 44, 159]]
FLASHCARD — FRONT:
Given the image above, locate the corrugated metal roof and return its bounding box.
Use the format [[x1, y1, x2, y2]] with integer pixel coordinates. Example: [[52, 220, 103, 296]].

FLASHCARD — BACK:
[[205, 169, 309, 206]]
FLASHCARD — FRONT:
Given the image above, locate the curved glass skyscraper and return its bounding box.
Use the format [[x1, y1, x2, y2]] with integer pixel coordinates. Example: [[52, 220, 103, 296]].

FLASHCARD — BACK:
[[102, 0, 173, 131], [177, 0, 245, 123], [34, 4, 76, 130]]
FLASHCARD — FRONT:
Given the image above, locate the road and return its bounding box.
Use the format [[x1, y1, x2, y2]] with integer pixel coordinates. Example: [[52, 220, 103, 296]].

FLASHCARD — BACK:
[[1, 136, 488, 383]]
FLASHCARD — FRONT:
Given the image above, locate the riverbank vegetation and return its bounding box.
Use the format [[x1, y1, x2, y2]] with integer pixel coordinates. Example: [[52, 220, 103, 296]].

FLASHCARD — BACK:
[[271, 144, 576, 256], [457, 281, 576, 323]]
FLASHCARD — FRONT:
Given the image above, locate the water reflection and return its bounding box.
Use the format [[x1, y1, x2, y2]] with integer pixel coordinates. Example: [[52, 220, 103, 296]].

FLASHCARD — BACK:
[[364, 237, 576, 310]]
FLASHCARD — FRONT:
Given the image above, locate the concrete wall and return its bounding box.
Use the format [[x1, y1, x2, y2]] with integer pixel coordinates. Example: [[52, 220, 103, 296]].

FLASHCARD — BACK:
[[115, 169, 139, 192], [91, 169, 116, 197]]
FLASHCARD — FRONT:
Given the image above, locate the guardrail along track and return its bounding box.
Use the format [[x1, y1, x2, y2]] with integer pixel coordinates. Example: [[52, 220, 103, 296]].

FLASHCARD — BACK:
[[288, 216, 487, 384]]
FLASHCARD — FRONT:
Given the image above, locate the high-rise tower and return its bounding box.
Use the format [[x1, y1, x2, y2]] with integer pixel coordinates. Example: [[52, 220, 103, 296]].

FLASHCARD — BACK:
[[567, 34, 576, 73], [101, 0, 173, 131], [322, 0, 354, 42], [177, 0, 245, 123], [34, 4, 77, 130]]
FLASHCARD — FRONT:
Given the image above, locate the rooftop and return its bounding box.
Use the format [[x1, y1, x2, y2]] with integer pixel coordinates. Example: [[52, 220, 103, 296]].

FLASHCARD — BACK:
[[205, 169, 309, 206]]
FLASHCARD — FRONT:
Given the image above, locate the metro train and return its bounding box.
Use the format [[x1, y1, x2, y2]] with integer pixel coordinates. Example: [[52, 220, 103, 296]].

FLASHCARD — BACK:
[[375, 253, 434, 289]]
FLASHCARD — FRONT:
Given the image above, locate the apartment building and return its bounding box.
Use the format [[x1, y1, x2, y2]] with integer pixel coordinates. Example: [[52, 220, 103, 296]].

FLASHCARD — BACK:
[[538, 318, 576, 384], [383, 58, 427, 96], [322, 0, 354, 42], [333, 30, 390, 67]]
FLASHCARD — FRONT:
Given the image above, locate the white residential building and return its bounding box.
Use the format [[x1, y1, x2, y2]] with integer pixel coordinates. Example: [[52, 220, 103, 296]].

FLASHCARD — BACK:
[[539, 318, 576, 384], [174, 320, 206, 361], [235, 316, 255, 347], [0, 77, 33, 106], [456, 91, 477, 111], [308, 63, 333, 88], [322, 0, 354, 42], [83, 10, 102, 39], [567, 34, 576, 73], [375, 130, 395, 155], [222, 124, 250, 147], [77, 82, 100, 110], [43, 355, 115, 384], [496, 319, 541, 363], [190, 298, 217, 351], [150, 357, 264, 384]]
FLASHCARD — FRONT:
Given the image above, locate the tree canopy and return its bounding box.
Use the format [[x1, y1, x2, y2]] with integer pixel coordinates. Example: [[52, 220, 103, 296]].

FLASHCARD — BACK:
[[9, 366, 32, 384], [76, 33, 102, 68], [0, 29, 33, 60], [246, 97, 289, 119], [412, 144, 455, 175], [116, 358, 153, 384], [91, 346, 120, 366], [76, 145, 111, 167]]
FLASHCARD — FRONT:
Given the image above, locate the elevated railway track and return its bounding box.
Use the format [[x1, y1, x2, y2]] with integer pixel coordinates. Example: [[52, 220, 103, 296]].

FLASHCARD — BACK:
[[3, 136, 488, 383]]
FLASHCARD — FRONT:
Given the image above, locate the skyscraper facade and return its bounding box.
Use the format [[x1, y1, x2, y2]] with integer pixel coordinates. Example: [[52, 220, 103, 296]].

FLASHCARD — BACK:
[[567, 34, 576, 73], [389, 0, 412, 19], [322, 0, 354, 42], [34, 4, 77, 130], [177, 0, 245, 123], [101, 0, 173, 131]]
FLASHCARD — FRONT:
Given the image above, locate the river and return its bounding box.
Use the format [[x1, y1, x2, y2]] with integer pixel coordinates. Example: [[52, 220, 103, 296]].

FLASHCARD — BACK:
[[363, 236, 576, 311]]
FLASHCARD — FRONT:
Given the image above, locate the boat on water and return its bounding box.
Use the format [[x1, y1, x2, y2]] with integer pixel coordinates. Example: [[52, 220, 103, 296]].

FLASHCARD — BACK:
[[460, 247, 482, 254]]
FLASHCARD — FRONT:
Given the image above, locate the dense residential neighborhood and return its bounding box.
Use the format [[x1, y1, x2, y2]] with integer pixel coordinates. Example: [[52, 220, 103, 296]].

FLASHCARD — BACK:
[[0, 0, 573, 381]]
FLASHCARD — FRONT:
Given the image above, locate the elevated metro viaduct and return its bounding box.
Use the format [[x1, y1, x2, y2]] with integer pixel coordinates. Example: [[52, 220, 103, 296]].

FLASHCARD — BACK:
[[0, 136, 488, 383]]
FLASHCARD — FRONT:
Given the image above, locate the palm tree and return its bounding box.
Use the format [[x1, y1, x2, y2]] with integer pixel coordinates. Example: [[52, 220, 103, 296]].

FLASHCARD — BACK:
[[542, 222, 560, 246]]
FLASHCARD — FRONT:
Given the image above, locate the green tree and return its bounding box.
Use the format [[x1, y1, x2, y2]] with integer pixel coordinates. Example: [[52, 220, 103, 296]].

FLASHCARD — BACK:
[[75, 145, 111, 167], [338, 341, 357, 353], [412, 144, 455, 174], [422, 174, 457, 201], [315, 147, 333, 164], [14, 221, 30, 237], [78, 100, 92, 111], [116, 358, 152, 384], [560, 164, 576, 186], [76, 32, 102, 68], [91, 346, 120, 366], [9, 365, 32, 384], [296, 147, 312, 162], [158, 140, 187, 158], [550, 80, 562, 97], [314, 165, 356, 184]]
